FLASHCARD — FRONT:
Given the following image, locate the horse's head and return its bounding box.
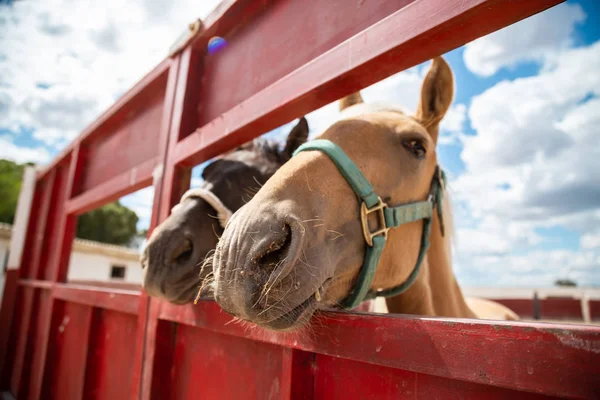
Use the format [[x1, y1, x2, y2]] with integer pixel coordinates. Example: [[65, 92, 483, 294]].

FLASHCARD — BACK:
[[141, 117, 309, 304], [213, 57, 454, 330]]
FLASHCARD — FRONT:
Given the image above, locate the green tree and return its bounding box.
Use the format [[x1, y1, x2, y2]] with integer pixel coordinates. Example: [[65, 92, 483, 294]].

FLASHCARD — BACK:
[[76, 201, 139, 246], [0, 159, 140, 246], [0, 159, 33, 224]]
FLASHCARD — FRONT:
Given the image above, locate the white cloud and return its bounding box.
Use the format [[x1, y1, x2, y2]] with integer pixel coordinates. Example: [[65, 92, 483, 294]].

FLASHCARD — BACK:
[[0, 138, 50, 164], [463, 3, 586, 76], [0, 0, 221, 148], [452, 39, 600, 286], [581, 233, 600, 250], [455, 247, 600, 287], [456, 42, 600, 226]]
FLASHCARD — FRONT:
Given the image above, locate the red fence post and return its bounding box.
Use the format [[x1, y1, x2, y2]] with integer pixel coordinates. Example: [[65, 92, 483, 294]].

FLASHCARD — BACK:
[[0, 166, 36, 389], [27, 145, 85, 400], [130, 53, 182, 400], [137, 45, 204, 400]]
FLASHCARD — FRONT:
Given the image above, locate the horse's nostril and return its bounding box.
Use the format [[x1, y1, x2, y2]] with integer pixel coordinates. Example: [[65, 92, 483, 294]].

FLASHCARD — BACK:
[[256, 223, 292, 275], [171, 238, 194, 265]]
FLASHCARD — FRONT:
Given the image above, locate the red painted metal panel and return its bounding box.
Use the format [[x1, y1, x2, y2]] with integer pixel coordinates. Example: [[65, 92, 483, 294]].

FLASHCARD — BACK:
[[196, 0, 416, 126], [52, 284, 140, 315], [26, 172, 56, 280], [313, 355, 553, 399], [130, 49, 182, 400], [2, 285, 28, 391], [136, 47, 200, 400], [0, 166, 37, 383], [66, 156, 158, 216], [51, 145, 86, 284], [540, 298, 583, 320], [158, 301, 600, 399], [84, 309, 138, 399], [138, 300, 161, 400], [80, 85, 166, 193], [147, 319, 177, 399], [164, 325, 289, 399], [27, 288, 54, 399], [491, 299, 534, 318], [156, 46, 200, 223], [42, 162, 70, 282], [174, 0, 564, 167], [26, 153, 80, 400], [10, 195, 40, 283], [590, 300, 600, 321], [0, 270, 18, 386], [9, 287, 37, 397], [42, 301, 92, 400], [6, 2, 600, 400]]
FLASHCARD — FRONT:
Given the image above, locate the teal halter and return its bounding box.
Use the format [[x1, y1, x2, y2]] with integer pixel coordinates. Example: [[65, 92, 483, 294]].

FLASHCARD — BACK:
[[293, 139, 446, 309]]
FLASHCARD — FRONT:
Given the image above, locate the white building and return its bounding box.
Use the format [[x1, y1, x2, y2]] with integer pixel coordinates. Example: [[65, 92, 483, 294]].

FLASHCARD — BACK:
[[0, 222, 143, 299]]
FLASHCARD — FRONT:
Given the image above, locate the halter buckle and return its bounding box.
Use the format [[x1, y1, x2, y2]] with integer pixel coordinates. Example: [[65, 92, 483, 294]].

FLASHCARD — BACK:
[[360, 197, 389, 247]]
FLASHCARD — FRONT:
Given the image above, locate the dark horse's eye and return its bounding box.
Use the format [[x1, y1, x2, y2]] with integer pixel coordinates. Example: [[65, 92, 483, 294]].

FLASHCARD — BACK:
[[403, 139, 426, 159]]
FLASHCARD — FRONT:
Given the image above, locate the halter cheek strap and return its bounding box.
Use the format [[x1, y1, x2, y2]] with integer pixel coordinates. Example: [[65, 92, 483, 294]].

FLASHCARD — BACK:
[[293, 139, 446, 309], [171, 188, 233, 228]]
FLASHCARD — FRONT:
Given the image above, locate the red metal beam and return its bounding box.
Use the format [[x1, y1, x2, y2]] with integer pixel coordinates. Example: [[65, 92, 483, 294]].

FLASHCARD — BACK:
[[158, 301, 600, 399], [0, 167, 37, 385], [51, 146, 86, 283], [137, 47, 203, 400], [157, 46, 200, 222], [27, 172, 56, 280], [131, 52, 184, 400], [9, 287, 36, 397], [18, 280, 53, 290], [65, 156, 158, 215], [174, 0, 564, 167], [195, 0, 416, 127], [52, 285, 140, 315], [42, 301, 92, 399]]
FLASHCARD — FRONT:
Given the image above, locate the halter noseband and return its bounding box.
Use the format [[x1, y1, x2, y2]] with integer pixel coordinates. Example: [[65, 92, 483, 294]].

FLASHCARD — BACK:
[[171, 188, 233, 228], [293, 139, 446, 309]]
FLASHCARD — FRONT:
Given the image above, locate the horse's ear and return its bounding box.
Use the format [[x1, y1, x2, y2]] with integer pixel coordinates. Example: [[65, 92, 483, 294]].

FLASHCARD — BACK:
[[201, 160, 219, 181], [415, 57, 454, 144], [339, 92, 364, 111], [282, 117, 309, 158]]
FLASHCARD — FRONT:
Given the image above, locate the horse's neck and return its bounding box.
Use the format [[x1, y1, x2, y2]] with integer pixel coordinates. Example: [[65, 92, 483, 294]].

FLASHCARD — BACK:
[[384, 208, 476, 318]]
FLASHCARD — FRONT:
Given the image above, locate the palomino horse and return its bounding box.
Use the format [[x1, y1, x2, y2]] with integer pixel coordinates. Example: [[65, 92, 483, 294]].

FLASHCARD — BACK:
[[212, 57, 517, 331], [141, 117, 309, 304]]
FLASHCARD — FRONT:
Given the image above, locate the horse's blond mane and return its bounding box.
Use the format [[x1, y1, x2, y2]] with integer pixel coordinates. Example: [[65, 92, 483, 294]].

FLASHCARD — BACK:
[[441, 188, 456, 266]]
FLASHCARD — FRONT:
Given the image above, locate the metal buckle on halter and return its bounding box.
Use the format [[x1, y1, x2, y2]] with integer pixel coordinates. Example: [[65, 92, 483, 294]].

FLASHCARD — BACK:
[[360, 196, 389, 247]]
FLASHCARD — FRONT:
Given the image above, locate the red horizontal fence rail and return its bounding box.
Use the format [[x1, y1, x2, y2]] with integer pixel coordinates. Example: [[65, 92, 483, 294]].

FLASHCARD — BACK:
[[2, 0, 599, 399]]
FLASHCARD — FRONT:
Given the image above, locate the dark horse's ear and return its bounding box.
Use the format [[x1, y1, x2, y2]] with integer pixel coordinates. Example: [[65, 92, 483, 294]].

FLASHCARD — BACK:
[[282, 117, 309, 158], [201, 159, 220, 181]]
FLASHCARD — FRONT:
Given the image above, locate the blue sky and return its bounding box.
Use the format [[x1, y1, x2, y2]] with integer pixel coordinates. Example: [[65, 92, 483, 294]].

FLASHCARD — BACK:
[[1, 0, 598, 287]]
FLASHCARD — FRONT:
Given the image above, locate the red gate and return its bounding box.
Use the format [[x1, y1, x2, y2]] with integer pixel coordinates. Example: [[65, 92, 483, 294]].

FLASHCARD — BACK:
[[1, 0, 599, 399]]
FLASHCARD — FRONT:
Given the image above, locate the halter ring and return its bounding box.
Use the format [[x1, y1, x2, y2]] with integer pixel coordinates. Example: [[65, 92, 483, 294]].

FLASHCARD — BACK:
[[360, 196, 390, 247]]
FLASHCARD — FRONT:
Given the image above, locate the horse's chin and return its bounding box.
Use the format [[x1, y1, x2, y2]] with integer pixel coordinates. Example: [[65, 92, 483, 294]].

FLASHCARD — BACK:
[[254, 296, 319, 332], [165, 279, 203, 305]]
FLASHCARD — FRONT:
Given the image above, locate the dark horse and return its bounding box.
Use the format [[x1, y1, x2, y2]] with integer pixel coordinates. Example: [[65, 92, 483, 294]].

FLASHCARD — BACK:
[[141, 118, 309, 304]]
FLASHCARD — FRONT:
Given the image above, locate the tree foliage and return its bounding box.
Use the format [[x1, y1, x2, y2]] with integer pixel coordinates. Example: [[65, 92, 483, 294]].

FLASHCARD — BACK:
[[0, 159, 140, 246], [76, 201, 139, 246], [0, 159, 32, 224]]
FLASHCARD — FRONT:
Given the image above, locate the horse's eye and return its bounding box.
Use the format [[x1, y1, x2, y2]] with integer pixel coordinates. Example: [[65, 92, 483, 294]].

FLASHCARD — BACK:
[[403, 140, 426, 159]]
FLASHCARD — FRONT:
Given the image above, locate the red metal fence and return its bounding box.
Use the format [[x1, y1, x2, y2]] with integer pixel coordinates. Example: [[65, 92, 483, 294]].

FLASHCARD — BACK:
[[1, 0, 599, 399]]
